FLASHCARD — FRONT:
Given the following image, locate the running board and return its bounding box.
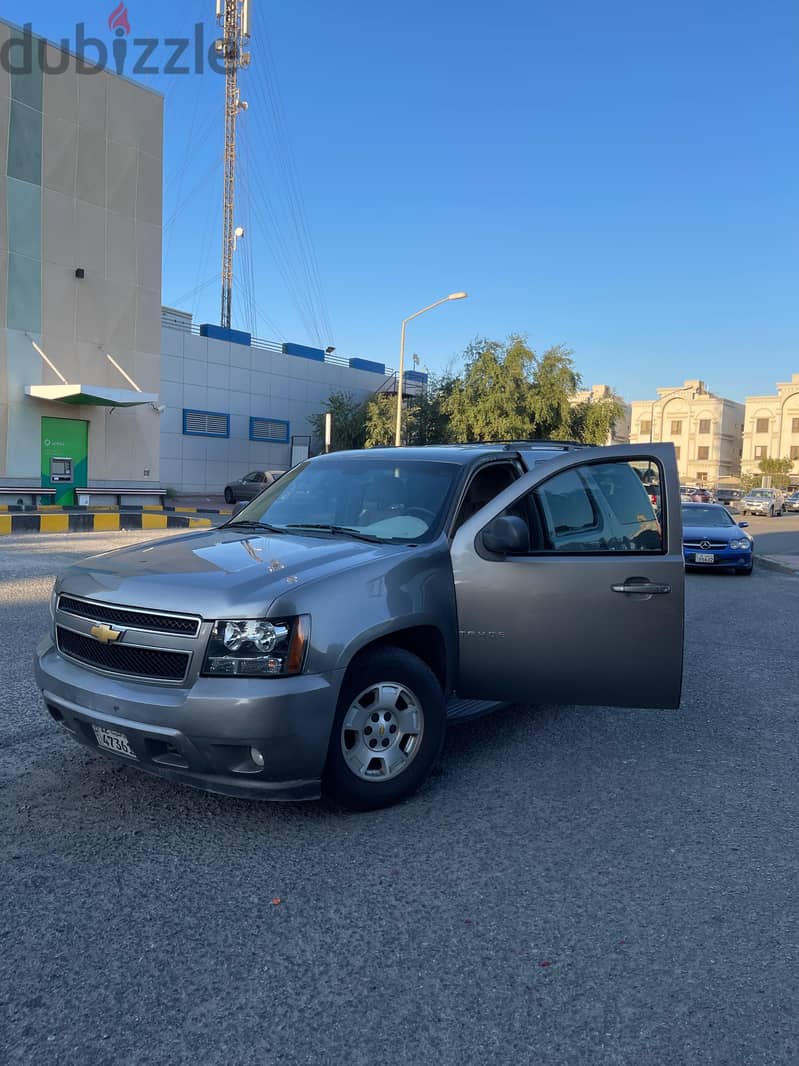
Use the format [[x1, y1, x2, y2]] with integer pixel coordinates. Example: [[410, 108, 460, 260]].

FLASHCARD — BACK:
[[445, 697, 506, 723]]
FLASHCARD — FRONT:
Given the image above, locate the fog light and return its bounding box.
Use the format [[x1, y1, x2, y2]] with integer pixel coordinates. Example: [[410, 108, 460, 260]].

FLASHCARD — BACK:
[[250, 747, 265, 768]]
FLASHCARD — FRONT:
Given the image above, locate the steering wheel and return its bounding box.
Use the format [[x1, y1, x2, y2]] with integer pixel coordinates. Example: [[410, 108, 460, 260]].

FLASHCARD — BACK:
[[404, 507, 436, 524]]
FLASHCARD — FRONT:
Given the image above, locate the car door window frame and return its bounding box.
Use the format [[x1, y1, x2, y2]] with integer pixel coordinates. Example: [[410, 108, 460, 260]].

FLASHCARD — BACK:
[[475, 455, 669, 559], [448, 459, 524, 537]]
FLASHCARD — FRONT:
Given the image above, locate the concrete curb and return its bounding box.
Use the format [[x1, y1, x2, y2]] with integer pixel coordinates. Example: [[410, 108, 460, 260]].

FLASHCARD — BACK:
[[0, 512, 217, 536], [0, 503, 232, 515], [754, 554, 799, 577]]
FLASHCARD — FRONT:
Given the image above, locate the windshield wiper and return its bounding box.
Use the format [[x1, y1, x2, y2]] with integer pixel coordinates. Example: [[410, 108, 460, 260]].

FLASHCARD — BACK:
[[284, 523, 384, 543], [225, 520, 288, 534]]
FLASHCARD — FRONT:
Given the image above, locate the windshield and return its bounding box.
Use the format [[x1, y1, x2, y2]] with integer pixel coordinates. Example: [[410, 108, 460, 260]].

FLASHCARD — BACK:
[[747, 490, 772, 497], [682, 506, 735, 528], [227, 457, 461, 543]]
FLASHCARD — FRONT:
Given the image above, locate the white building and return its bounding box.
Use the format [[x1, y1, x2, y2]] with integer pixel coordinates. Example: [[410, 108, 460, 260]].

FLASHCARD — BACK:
[[629, 380, 744, 485], [741, 373, 799, 484]]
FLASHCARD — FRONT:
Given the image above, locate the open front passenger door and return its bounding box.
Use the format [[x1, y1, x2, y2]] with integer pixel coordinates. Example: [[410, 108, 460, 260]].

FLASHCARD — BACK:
[[451, 444, 684, 709]]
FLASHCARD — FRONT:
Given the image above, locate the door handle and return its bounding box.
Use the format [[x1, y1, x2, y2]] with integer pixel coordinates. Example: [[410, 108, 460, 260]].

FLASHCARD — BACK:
[[611, 580, 671, 595]]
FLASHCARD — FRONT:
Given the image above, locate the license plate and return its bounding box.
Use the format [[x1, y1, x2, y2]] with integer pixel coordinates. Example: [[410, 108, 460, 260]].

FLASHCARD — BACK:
[[92, 725, 137, 759], [695, 552, 715, 564]]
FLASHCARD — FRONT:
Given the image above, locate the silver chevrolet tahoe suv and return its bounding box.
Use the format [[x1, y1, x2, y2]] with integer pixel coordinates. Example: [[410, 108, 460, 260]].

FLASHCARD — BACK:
[[36, 442, 684, 810]]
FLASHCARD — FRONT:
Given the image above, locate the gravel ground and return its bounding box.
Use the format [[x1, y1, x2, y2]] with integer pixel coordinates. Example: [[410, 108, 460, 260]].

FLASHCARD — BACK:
[[1, 530, 798, 1065]]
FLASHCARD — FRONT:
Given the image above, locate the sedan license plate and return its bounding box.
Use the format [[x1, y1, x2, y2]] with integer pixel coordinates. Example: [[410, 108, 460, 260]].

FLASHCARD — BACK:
[[92, 725, 137, 759], [695, 552, 715, 564]]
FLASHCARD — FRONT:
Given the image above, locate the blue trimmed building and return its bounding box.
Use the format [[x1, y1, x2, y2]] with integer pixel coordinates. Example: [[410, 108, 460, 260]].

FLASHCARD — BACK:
[[159, 309, 423, 494]]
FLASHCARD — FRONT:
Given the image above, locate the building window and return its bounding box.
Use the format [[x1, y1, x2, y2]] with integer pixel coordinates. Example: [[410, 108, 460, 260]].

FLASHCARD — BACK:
[[183, 409, 230, 437], [754, 445, 768, 459], [697, 446, 710, 461], [698, 419, 711, 434], [755, 417, 769, 434], [790, 445, 799, 461], [670, 420, 683, 435], [792, 418, 799, 434], [639, 419, 652, 435], [696, 472, 708, 482], [249, 417, 290, 443], [674, 446, 681, 460]]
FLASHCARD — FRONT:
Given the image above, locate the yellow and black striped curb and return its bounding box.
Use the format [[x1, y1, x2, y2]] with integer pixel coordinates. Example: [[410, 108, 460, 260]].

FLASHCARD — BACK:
[[0, 513, 217, 536], [0, 503, 232, 515]]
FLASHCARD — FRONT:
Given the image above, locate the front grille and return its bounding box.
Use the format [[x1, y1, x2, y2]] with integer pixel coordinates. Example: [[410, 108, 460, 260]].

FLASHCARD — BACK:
[[57, 626, 190, 681], [684, 540, 727, 550], [58, 596, 199, 636]]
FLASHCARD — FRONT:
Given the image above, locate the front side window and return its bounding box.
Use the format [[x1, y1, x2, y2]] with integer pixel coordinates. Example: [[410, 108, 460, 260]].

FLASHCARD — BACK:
[[229, 458, 461, 543], [492, 460, 663, 554]]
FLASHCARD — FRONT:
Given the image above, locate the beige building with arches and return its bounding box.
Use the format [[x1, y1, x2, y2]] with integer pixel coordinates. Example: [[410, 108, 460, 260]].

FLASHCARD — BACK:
[[741, 373, 799, 484], [629, 380, 744, 485]]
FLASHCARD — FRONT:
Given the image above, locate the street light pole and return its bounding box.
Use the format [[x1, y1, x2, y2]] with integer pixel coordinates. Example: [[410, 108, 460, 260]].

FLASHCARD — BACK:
[[394, 292, 467, 447]]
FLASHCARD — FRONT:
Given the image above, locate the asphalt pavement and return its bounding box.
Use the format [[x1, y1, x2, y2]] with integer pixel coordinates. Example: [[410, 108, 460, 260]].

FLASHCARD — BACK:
[[1, 530, 798, 1065]]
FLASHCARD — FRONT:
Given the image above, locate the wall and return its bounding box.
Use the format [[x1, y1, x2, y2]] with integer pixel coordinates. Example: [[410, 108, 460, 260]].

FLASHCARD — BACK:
[[742, 374, 799, 477], [629, 381, 743, 483], [159, 325, 390, 493], [0, 22, 163, 487]]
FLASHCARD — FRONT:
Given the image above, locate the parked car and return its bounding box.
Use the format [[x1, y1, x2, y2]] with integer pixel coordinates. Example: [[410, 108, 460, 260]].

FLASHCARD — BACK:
[[36, 443, 684, 811], [784, 491, 799, 514], [714, 488, 742, 509], [740, 488, 785, 517], [223, 470, 285, 504], [682, 503, 754, 575], [686, 486, 713, 502]]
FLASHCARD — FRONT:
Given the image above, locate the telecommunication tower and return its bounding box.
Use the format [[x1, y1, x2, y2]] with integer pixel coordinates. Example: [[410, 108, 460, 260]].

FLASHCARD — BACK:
[[215, 0, 250, 329]]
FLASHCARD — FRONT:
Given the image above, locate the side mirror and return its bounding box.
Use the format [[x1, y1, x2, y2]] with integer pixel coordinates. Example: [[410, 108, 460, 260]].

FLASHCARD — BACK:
[[232, 501, 247, 517], [482, 515, 530, 555], [738, 521, 749, 528]]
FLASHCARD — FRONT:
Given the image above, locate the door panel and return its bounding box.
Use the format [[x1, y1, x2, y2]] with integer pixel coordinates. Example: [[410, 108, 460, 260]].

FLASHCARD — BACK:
[[41, 417, 88, 506], [452, 444, 684, 709]]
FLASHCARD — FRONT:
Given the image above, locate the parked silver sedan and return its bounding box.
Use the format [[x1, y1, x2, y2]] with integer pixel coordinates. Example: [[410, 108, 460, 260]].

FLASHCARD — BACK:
[[223, 470, 285, 504]]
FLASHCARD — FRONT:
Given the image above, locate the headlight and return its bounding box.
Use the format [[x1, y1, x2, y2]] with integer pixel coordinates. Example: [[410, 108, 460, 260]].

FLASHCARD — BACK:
[[202, 616, 310, 677], [729, 538, 752, 550]]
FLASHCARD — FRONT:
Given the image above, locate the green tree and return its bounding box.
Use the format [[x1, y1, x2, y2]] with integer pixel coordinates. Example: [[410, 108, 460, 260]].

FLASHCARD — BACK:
[[529, 344, 582, 439], [758, 456, 794, 489], [364, 373, 457, 447], [308, 391, 367, 452], [443, 336, 538, 441], [570, 393, 627, 445]]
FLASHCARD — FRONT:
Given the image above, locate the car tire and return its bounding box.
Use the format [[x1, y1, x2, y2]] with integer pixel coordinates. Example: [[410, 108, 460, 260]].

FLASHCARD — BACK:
[[224, 487, 234, 504], [323, 647, 446, 811]]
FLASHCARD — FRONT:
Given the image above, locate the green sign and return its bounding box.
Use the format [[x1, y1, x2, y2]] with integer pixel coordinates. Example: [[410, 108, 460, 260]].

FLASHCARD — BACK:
[[41, 417, 88, 506]]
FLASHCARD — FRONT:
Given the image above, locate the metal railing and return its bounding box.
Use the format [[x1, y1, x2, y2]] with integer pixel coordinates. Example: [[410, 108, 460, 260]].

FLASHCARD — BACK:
[[161, 313, 394, 374]]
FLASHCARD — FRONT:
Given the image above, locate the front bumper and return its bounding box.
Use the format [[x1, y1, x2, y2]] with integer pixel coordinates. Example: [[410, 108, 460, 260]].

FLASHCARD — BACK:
[[683, 549, 752, 569], [35, 636, 343, 801]]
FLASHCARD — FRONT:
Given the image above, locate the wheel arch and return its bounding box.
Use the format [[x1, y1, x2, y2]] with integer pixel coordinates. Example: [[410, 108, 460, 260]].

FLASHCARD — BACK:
[[341, 625, 450, 694]]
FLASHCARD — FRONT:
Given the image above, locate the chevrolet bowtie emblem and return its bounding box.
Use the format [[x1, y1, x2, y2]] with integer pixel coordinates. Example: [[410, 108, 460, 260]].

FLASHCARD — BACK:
[[90, 623, 123, 644]]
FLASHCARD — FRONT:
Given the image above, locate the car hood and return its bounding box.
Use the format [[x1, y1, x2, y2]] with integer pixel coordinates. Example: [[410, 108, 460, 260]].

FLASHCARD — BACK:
[[56, 527, 410, 618], [682, 524, 750, 542]]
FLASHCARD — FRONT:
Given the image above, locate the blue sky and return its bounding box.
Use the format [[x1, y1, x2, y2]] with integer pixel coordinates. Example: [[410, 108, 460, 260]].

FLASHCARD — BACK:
[[7, 0, 799, 402]]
